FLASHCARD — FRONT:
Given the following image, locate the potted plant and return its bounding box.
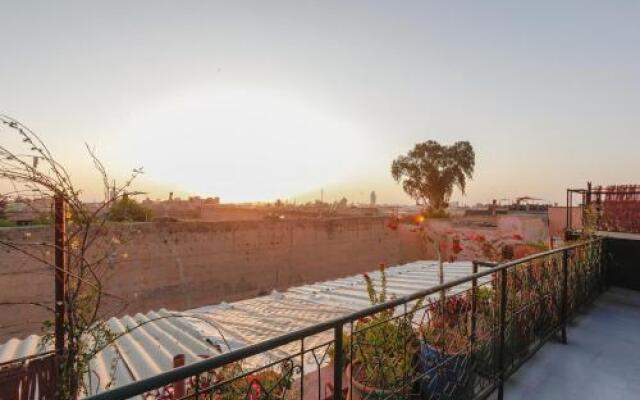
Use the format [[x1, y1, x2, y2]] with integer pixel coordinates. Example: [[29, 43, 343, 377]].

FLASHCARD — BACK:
[[468, 286, 501, 378], [416, 294, 474, 399], [339, 264, 423, 399], [415, 228, 522, 384], [182, 361, 292, 400]]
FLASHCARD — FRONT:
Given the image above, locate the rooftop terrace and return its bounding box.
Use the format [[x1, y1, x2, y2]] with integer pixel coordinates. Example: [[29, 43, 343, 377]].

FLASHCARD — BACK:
[[78, 237, 613, 400], [506, 286, 640, 399]]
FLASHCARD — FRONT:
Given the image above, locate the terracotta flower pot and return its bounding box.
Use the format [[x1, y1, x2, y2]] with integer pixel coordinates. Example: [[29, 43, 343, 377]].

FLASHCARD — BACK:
[[345, 362, 406, 400]]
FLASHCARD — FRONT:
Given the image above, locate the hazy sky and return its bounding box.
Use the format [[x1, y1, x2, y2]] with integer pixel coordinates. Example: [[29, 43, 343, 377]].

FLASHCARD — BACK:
[[1, 1, 638, 205]]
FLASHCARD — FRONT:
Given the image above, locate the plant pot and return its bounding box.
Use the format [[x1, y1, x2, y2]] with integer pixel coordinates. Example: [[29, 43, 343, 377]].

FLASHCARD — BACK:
[[345, 362, 407, 400], [416, 344, 471, 399]]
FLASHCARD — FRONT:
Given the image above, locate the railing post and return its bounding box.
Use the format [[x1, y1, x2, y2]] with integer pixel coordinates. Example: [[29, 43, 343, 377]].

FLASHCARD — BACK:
[[497, 268, 507, 400], [566, 189, 571, 234], [333, 323, 344, 400], [561, 248, 569, 344], [470, 261, 478, 348]]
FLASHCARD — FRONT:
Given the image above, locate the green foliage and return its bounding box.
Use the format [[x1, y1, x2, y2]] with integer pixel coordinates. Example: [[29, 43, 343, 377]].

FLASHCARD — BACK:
[[523, 241, 550, 252], [423, 208, 449, 219], [31, 214, 52, 225], [392, 140, 475, 211], [211, 363, 291, 398], [107, 197, 151, 222], [1, 116, 148, 398], [0, 218, 15, 227], [352, 314, 418, 390], [347, 265, 423, 390], [582, 203, 599, 237]]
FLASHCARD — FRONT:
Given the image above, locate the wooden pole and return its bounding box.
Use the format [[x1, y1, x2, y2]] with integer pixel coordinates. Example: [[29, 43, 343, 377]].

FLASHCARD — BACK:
[[54, 194, 66, 359], [173, 354, 186, 398], [53, 194, 67, 397]]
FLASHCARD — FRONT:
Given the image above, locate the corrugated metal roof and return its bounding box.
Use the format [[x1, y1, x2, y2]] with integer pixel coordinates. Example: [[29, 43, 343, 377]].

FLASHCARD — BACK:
[[0, 260, 489, 396]]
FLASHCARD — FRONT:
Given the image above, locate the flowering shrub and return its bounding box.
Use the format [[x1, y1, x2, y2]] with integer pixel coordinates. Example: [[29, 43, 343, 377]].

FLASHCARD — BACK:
[[340, 264, 422, 391], [146, 361, 291, 400], [212, 366, 288, 400], [421, 294, 471, 355], [599, 185, 640, 233]]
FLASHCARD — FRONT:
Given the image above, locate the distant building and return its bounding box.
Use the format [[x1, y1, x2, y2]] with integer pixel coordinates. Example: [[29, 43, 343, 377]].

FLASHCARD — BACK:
[[370, 191, 377, 206], [4, 197, 52, 225]]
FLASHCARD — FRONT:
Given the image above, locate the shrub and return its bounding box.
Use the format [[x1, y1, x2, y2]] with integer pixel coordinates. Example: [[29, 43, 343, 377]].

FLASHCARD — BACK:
[[107, 197, 151, 222]]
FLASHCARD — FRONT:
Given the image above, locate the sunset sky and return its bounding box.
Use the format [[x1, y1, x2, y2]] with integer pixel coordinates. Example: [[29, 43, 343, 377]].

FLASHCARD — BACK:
[[1, 1, 638, 205]]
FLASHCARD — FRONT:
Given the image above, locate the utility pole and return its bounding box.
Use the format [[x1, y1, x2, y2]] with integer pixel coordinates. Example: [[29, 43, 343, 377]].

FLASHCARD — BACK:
[[54, 194, 67, 364]]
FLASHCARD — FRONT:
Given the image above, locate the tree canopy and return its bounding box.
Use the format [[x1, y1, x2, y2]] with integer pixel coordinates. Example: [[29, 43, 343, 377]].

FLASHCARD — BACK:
[[391, 140, 475, 210], [107, 196, 151, 222]]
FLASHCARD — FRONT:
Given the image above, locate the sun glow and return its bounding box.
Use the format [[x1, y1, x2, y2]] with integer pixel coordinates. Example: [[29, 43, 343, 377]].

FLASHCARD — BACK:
[[122, 89, 370, 201]]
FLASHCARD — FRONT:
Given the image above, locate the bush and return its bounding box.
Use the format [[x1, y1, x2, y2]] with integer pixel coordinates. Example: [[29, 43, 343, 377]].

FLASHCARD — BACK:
[[107, 197, 151, 222], [0, 218, 15, 227], [423, 208, 450, 219]]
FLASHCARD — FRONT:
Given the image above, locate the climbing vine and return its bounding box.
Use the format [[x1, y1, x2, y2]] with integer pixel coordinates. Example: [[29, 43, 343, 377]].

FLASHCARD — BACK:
[[0, 115, 143, 398]]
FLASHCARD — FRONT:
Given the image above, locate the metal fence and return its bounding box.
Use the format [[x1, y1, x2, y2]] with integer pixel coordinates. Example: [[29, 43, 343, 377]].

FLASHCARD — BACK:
[[0, 352, 55, 400], [87, 239, 604, 400]]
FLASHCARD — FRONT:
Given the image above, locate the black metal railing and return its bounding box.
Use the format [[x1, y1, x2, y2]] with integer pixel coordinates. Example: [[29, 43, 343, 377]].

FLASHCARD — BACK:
[[87, 239, 604, 400]]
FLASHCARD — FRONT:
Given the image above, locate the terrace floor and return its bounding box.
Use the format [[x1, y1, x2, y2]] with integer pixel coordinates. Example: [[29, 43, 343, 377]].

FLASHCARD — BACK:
[[504, 286, 640, 399]]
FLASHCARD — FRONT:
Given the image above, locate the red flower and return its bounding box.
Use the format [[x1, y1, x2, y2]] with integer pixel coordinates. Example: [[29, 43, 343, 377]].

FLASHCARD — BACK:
[[512, 234, 524, 241], [247, 380, 261, 400], [452, 238, 463, 254], [469, 234, 486, 242], [439, 240, 449, 253]]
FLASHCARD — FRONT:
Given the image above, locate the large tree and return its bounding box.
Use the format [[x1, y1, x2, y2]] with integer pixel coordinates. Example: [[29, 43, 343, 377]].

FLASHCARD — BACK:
[[391, 140, 475, 210]]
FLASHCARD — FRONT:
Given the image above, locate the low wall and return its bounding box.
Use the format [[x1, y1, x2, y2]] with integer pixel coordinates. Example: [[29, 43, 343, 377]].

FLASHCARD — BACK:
[[421, 215, 549, 260], [0, 217, 425, 341], [605, 237, 640, 290], [548, 207, 583, 238]]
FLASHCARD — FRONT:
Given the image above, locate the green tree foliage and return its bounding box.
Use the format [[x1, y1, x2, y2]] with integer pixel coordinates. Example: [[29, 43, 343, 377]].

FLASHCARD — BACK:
[[0, 197, 6, 219], [0, 218, 14, 227], [0, 200, 11, 226], [107, 196, 151, 222], [391, 140, 475, 211]]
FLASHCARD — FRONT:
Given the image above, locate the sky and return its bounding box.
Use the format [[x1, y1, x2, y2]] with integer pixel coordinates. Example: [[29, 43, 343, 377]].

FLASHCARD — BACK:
[[1, 1, 638, 205]]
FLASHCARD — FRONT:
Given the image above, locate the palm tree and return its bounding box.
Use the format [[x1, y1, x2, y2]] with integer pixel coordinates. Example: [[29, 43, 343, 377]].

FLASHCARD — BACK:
[[391, 140, 475, 211]]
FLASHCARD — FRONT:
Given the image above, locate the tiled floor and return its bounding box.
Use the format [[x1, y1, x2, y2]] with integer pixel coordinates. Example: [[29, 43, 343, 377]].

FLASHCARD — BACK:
[[505, 287, 640, 399]]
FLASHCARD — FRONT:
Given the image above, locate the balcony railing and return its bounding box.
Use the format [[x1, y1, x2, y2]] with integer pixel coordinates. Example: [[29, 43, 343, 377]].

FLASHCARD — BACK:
[[87, 238, 604, 400]]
